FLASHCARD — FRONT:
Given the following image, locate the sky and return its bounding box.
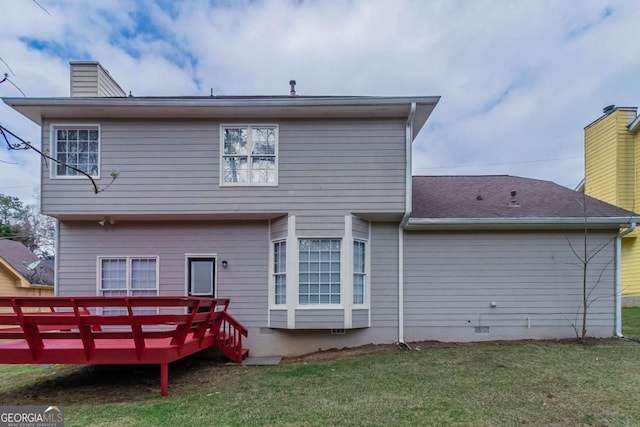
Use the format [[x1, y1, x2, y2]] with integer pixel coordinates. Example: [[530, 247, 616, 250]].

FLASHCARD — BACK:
[[1, 0, 640, 205]]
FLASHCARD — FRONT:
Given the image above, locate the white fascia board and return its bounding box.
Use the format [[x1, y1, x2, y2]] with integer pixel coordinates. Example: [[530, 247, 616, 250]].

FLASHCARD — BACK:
[[2, 96, 441, 108], [405, 217, 640, 230], [3, 96, 440, 126]]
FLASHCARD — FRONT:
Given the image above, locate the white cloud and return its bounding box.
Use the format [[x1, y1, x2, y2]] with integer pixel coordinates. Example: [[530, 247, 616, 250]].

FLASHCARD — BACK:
[[1, 0, 639, 207]]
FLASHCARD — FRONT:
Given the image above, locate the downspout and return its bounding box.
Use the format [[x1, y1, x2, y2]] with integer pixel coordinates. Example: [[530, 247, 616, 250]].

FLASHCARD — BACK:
[[615, 222, 636, 337], [399, 102, 416, 344]]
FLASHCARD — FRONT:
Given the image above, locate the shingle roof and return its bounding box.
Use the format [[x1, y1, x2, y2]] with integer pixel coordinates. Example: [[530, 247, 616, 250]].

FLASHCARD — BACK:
[[0, 240, 54, 286], [411, 175, 635, 219]]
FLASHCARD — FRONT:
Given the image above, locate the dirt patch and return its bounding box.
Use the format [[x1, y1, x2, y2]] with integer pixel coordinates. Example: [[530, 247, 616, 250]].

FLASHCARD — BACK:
[[284, 337, 608, 363], [0, 353, 248, 405]]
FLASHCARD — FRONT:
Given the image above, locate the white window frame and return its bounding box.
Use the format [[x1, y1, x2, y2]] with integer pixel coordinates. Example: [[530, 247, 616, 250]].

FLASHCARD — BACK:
[[353, 239, 367, 306], [97, 256, 159, 314], [220, 124, 279, 187], [273, 240, 287, 305], [50, 124, 101, 179], [297, 238, 342, 307]]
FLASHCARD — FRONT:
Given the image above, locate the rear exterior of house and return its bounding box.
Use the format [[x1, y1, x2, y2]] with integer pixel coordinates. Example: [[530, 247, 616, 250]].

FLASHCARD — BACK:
[[3, 62, 635, 356]]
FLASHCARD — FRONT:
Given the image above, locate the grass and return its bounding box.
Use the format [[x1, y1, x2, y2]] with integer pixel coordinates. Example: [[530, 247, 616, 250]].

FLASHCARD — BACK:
[[623, 306, 640, 339], [1, 340, 640, 426]]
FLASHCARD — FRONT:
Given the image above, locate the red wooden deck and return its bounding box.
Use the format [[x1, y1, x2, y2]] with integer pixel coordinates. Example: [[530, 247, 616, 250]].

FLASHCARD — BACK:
[[0, 296, 248, 396]]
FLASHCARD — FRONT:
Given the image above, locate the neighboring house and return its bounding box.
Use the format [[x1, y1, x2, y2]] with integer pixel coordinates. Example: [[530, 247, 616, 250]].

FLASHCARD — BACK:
[[2, 62, 636, 356], [0, 240, 54, 297], [582, 105, 640, 306]]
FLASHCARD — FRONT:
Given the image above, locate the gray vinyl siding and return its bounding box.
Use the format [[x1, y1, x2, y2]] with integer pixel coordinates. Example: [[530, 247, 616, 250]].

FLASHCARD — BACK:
[[403, 231, 617, 341], [57, 220, 269, 327], [96, 66, 125, 97], [70, 63, 124, 97], [352, 309, 369, 328], [270, 216, 288, 240], [296, 215, 344, 236], [353, 217, 370, 240], [269, 310, 287, 328], [295, 309, 345, 329], [40, 119, 406, 219], [70, 64, 99, 97], [370, 222, 399, 328]]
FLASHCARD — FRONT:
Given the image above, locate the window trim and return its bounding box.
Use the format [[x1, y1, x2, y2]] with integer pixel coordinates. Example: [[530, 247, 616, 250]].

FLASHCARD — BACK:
[[96, 255, 159, 297], [50, 124, 101, 179], [219, 123, 279, 187], [353, 239, 368, 306], [272, 240, 287, 306], [297, 237, 343, 308]]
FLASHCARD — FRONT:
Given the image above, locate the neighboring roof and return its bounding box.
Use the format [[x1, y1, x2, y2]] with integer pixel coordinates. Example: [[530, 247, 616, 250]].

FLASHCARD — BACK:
[[408, 175, 638, 230], [0, 240, 54, 286], [2, 95, 440, 140]]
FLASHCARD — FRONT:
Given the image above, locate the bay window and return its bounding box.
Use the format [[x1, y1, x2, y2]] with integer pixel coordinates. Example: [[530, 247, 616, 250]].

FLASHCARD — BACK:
[[298, 239, 341, 305]]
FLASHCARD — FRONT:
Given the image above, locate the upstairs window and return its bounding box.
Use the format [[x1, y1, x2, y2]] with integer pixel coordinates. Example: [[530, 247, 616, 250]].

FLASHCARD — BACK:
[[52, 125, 100, 177], [221, 125, 278, 185]]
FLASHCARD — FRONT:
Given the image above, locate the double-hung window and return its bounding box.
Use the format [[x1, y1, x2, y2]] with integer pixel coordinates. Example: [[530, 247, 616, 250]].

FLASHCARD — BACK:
[[52, 125, 100, 177], [298, 239, 341, 305], [99, 257, 158, 314], [221, 125, 278, 185], [353, 240, 366, 304], [273, 241, 287, 304]]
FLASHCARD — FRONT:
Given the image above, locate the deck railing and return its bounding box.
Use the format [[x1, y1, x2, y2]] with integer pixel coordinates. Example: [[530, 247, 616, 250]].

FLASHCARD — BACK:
[[0, 296, 249, 395]]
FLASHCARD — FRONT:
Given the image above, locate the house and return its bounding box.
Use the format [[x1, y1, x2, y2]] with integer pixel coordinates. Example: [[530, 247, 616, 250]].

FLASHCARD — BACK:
[[2, 62, 636, 356], [0, 240, 54, 297], [582, 105, 640, 306]]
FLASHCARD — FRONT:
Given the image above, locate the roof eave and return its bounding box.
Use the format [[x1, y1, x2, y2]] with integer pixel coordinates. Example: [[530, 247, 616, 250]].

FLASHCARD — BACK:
[[2, 95, 441, 126], [405, 217, 639, 231]]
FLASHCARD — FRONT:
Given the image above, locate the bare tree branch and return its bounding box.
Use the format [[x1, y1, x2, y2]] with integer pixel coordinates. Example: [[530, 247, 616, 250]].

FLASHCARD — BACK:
[[0, 124, 118, 194]]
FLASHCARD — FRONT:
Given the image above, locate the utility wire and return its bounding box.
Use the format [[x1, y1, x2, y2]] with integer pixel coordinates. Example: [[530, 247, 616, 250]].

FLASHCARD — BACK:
[[0, 57, 16, 76], [415, 156, 581, 171], [32, 0, 51, 16], [0, 73, 27, 97]]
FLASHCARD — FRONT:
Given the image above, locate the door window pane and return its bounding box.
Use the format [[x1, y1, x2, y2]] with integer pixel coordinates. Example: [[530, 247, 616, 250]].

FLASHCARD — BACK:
[[191, 260, 214, 295]]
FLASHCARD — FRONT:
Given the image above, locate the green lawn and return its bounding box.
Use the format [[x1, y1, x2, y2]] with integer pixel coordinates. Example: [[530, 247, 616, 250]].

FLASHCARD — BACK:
[[623, 306, 640, 339], [1, 340, 639, 426]]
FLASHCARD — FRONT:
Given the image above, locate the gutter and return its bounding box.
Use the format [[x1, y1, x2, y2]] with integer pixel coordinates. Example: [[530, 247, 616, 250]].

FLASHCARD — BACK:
[[2, 96, 441, 109], [615, 222, 636, 337], [405, 217, 640, 230], [398, 102, 416, 345]]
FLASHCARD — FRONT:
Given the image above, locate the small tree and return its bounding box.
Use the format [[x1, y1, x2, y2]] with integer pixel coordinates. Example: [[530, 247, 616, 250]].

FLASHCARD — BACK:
[[557, 193, 632, 342]]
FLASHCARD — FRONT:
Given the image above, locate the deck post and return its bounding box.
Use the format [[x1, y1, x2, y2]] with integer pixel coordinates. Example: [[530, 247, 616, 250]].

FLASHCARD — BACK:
[[160, 363, 168, 397]]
